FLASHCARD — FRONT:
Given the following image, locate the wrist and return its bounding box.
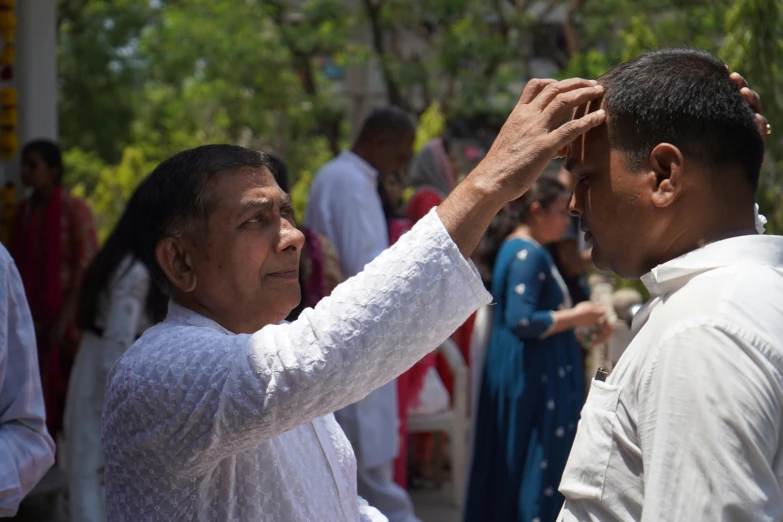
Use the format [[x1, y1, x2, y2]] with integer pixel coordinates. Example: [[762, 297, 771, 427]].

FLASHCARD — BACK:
[[462, 166, 508, 215]]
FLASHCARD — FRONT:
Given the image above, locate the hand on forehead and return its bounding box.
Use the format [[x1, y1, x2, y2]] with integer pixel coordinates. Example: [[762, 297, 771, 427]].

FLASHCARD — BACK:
[[563, 95, 606, 164]]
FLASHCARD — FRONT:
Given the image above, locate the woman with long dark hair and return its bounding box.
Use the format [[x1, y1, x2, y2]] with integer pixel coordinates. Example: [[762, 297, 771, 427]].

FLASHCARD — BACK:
[[9, 140, 97, 440], [63, 185, 167, 522], [465, 177, 610, 522]]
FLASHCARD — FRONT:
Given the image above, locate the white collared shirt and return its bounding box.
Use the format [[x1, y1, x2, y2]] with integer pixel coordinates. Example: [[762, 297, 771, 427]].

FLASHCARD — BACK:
[[102, 211, 491, 521], [558, 234, 783, 522], [0, 244, 55, 516], [304, 150, 389, 279]]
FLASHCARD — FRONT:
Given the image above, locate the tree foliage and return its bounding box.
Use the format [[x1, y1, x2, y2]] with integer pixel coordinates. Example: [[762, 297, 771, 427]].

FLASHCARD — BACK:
[[56, 0, 783, 240]]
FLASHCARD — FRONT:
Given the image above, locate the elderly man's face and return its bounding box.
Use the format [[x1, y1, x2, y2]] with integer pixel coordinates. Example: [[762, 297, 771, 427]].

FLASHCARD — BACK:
[[565, 114, 660, 279], [190, 166, 304, 333]]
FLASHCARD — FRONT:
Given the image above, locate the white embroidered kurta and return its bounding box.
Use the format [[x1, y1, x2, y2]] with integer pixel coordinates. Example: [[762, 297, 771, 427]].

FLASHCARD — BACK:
[[0, 244, 55, 517], [102, 211, 491, 521], [304, 150, 398, 469], [558, 234, 783, 522], [64, 256, 152, 522]]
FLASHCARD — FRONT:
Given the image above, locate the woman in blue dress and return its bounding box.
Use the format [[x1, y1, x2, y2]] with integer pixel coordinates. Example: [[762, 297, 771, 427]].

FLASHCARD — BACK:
[[465, 177, 610, 522]]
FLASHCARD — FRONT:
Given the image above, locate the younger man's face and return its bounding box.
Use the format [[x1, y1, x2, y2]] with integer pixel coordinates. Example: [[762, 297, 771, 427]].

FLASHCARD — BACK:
[[565, 103, 663, 279]]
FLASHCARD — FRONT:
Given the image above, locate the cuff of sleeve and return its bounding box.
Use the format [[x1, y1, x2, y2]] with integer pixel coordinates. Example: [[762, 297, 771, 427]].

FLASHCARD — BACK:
[[539, 311, 557, 340], [423, 208, 493, 308]]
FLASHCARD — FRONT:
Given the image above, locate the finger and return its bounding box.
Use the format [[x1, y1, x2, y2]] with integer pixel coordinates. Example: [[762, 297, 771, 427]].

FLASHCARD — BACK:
[[756, 114, 769, 146], [551, 109, 607, 153], [741, 86, 762, 113], [518, 78, 557, 105], [729, 72, 749, 89], [532, 78, 598, 110], [543, 84, 605, 124]]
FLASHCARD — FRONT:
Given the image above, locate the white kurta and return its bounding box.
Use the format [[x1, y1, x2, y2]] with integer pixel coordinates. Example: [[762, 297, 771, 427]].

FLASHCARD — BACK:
[[304, 150, 397, 468], [102, 211, 491, 521], [64, 256, 152, 522], [558, 234, 783, 522], [0, 244, 55, 517]]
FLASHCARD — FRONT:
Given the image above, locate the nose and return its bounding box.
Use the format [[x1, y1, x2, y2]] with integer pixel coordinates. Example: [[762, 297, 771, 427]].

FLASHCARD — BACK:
[[568, 183, 584, 217], [277, 218, 305, 253]]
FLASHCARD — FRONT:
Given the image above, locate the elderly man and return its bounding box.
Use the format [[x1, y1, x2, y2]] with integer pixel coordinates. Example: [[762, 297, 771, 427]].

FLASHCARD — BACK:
[[0, 243, 54, 517], [557, 48, 781, 522], [102, 78, 606, 521], [305, 107, 417, 521]]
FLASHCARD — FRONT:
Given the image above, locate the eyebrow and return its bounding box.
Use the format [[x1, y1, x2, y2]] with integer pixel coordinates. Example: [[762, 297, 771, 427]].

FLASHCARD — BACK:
[[238, 194, 293, 217]]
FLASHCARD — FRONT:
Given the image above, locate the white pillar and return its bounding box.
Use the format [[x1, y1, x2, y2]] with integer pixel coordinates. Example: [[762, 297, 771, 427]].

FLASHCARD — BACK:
[[7, 0, 58, 187], [19, 0, 58, 142]]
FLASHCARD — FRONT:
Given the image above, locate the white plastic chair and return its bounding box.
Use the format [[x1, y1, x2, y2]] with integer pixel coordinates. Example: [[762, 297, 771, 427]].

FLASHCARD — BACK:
[[407, 338, 468, 507], [469, 304, 493, 422]]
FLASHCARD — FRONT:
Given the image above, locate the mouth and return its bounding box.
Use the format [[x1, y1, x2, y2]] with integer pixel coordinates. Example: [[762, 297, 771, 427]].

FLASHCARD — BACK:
[[268, 267, 299, 280]]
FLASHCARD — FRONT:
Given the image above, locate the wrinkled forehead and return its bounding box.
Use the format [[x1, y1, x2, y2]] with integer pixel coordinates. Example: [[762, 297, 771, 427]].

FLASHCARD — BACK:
[[564, 96, 608, 171]]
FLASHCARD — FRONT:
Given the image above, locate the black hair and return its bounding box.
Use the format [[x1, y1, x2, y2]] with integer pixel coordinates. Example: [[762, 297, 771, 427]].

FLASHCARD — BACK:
[[599, 48, 764, 190], [355, 106, 415, 144], [266, 154, 289, 193], [22, 139, 64, 184], [77, 186, 168, 331], [474, 177, 567, 290], [135, 144, 272, 295]]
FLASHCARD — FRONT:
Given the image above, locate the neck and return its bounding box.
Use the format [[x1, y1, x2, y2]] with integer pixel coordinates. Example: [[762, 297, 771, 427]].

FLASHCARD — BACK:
[[32, 184, 57, 203], [509, 223, 547, 245], [650, 202, 757, 270], [172, 293, 279, 335], [350, 143, 376, 171]]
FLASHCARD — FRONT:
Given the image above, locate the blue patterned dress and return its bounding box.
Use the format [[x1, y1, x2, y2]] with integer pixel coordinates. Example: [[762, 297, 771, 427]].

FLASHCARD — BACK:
[[464, 238, 585, 522]]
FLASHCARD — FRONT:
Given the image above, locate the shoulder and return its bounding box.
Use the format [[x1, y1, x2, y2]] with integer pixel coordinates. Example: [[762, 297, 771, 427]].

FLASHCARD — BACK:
[[62, 191, 95, 223], [0, 242, 12, 271], [313, 156, 365, 185], [111, 256, 151, 289], [665, 264, 783, 341]]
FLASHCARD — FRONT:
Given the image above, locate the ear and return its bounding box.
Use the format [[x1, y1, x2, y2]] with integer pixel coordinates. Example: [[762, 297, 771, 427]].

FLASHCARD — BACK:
[[648, 143, 684, 209], [528, 201, 544, 220], [155, 238, 197, 293]]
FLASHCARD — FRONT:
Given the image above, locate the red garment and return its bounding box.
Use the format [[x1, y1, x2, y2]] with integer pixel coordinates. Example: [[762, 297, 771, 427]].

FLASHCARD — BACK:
[[406, 190, 443, 224], [10, 187, 97, 437]]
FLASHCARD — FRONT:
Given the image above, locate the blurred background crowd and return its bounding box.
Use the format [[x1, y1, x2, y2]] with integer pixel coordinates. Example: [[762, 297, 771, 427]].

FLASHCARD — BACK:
[[3, 1, 782, 521]]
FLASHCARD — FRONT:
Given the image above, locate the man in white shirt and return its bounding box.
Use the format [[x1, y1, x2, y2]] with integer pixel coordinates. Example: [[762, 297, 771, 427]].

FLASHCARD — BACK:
[[558, 48, 781, 522], [0, 243, 55, 517], [305, 107, 418, 521], [102, 78, 607, 521]]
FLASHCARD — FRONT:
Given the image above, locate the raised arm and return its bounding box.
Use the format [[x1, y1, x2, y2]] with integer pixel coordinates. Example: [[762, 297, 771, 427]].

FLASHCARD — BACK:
[[110, 210, 490, 474], [106, 78, 607, 475]]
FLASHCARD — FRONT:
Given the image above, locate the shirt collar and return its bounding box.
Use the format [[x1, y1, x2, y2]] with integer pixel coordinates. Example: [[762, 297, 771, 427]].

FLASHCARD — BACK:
[[340, 150, 379, 183], [165, 300, 234, 335], [641, 234, 783, 297]]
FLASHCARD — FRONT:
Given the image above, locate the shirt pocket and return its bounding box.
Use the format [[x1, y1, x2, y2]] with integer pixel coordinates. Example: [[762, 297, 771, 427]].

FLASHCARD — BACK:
[[558, 379, 621, 501]]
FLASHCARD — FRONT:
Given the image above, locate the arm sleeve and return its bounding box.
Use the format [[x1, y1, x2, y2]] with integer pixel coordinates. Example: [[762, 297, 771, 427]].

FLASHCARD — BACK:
[[0, 258, 55, 516], [503, 245, 556, 339], [105, 210, 492, 475], [637, 324, 783, 522], [98, 263, 150, 402]]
